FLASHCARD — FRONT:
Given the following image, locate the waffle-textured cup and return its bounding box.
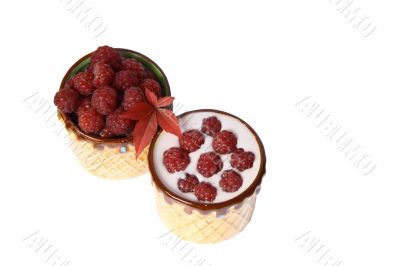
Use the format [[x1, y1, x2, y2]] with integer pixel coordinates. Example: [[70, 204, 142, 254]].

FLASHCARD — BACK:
[[153, 184, 260, 244], [58, 48, 171, 179], [149, 109, 266, 243]]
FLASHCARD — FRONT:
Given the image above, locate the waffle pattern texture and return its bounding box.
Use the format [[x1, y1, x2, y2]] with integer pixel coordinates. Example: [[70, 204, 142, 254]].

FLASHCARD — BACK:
[[60, 117, 148, 179], [154, 185, 257, 244]]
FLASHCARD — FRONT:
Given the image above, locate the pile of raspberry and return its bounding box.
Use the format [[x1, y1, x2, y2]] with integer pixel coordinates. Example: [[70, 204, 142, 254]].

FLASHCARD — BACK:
[[54, 45, 162, 138], [163, 116, 256, 202]]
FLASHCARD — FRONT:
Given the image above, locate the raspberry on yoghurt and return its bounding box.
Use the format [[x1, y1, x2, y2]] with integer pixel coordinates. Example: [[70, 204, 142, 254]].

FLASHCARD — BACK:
[[201, 116, 221, 136], [220, 170, 243, 192], [150, 110, 262, 204], [212, 130, 237, 154], [179, 130, 205, 153], [194, 182, 217, 202], [163, 147, 191, 173], [197, 152, 223, 177], [177, 174, 200, 193]]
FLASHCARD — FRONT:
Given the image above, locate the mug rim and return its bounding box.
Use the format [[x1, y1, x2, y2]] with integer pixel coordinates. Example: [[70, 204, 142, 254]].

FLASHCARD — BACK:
[[58, 48, 171, 144], [148, 109, 267, 211]]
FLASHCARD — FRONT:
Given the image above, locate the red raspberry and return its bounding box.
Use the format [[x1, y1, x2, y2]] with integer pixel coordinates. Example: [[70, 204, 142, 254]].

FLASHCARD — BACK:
[[194, 182, 217, 202], [219, 170, 243, 192], [105, 108, 134, 136], [212, 130, 237, 154], [54, 88, 80, 113], [201, 116, 222, 136], [72, 71, 95, 96], [78, 107, 105, 135], [163, 147, 190, 173], [76, 97, 91, 115], [113, 70, 141, 91], [177, 173, 199, 193], [230, 148, 256, 171], [197, 152, 223, 177], [63, 79, 74, 90], [144, 69, 156, 80], [122, 58, 145, 80], [91, 86, 117, 115], [179, 130, 205, 153], [122, 87, 146, 111], [90, 45, 122, 71], [140, 79, 161, 97], [99, 126, 115, 138], [92, 62, 114, 88]]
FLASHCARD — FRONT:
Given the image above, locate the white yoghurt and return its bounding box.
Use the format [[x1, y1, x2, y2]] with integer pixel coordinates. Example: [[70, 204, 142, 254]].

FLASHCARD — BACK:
[[152, 111, 262, 204]]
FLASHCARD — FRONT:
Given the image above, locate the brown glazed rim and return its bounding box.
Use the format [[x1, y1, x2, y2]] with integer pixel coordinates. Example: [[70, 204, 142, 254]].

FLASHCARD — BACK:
[[58, 48, 171, 144], [148, 109, 267, 211]]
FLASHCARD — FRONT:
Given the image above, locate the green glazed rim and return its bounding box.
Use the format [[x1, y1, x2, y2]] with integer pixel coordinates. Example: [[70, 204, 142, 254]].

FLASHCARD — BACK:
[[58, 48, 171, 144]]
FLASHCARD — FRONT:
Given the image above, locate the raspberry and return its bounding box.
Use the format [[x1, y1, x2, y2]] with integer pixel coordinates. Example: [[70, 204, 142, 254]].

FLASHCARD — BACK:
[[63, 79, 74, 90], [144, 69, 156, 80], [230, 148, 256, 171], [105, 108, 134, 136], [140, 79, 161, 97], [177, 173, 199, 193], [163, 147, 190, 173], [201, 116, 222, 136], [54, 88, 80, 113], [72, 71, 95, 96], [212, 130, 237, 154], [91, 86, 117, 115], [194, 182, 217, 202], [179, 130, 205, 153], [78, 107, 105, 135], [122, 58, 145, 80], [92, 62, 114, 88], [122, 87, 146, 111], [113, 70, 141, 91], [219, 170, 243, 192], [90, 45, 122, 71], [99, 126, 115, 138], [197, 152, 223, 177], [76, 97, 91, 115]]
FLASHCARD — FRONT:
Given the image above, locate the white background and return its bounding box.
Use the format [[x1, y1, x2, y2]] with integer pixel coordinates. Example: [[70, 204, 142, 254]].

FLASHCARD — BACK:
[[1, 0, 399, 265]]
